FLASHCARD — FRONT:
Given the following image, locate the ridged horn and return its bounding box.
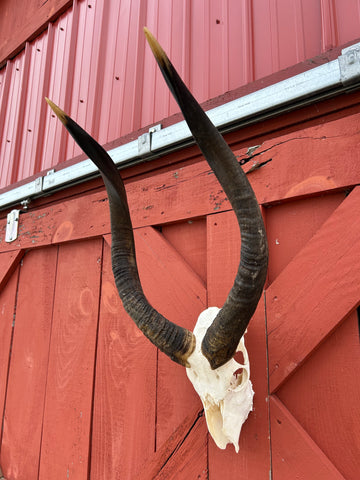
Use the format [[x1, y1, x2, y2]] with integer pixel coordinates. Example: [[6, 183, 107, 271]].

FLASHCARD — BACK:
[[144, 28, 268, 369], [45, 97, 195, 367]]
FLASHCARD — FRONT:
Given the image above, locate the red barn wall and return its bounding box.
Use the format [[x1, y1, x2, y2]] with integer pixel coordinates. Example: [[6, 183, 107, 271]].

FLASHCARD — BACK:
[[1, 0, 360, 189], [0, 1, 360, 479], [0, 94, 359, 479]]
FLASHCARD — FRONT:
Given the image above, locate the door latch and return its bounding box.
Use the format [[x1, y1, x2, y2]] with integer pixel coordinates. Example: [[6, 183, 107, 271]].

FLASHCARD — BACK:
[[5, 209, 20, 243]]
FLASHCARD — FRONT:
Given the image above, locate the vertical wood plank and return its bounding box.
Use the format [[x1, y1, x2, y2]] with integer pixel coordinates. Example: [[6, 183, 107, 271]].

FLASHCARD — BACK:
[[133, 227, 206, 450], [39, 238, 102, 480], [207, 210, 240, 309], [90, 239, 157, 480], [207, 211, 270, 479], [0, 268, 19, 442], [0, 246, 57, 480]]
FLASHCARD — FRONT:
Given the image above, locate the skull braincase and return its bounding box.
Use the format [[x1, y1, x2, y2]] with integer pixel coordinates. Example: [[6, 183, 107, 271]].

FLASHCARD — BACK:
[[186, 307, 254, 453]]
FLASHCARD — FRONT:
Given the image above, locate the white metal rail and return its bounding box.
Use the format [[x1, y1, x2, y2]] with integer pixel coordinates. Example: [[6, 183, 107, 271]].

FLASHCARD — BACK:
[[1, 42, 360, 211]]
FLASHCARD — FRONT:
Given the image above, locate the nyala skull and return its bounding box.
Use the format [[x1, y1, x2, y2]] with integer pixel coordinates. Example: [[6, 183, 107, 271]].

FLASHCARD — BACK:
[[46, 28, 268, 452]]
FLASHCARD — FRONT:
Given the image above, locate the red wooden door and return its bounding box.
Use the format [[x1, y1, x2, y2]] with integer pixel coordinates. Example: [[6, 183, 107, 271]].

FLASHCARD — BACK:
[[0, 103, 359, 479], [266, 187, 360, 480], [0, 241, 103, 479], [91, 221, 270, 479], [0, 215, 270, 479], [255, 108, 360, 479]]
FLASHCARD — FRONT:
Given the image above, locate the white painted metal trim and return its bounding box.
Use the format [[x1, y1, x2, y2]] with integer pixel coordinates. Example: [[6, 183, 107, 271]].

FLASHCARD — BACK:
[[1, 42, 360, 210]]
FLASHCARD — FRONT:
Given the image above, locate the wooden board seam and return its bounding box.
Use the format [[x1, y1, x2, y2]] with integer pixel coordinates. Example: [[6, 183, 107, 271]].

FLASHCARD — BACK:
[[158, 410, 205, 475], [136, 408, 204, 479], [270, 395, 346, 479], [0, 250, 24, 292], [0, 266, 20, 450]]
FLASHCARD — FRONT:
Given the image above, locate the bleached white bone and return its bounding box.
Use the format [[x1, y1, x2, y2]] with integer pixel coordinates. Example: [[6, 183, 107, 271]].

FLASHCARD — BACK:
[[186, 307, 254, 453]]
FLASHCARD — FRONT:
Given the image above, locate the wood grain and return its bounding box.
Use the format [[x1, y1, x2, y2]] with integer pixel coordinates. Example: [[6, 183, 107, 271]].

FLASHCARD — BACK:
[[0, 269, 19, 446], [1, 110, 360, 253], [0, 247, 57, 480], [90, 240, 157, 479], [0, 0, 71, 66], [267, 187, 360, 392], [277, 311, 360, 480], [38, 239, 102, 480], [266, 192, 345, 283], [207, 211, 271, 479], [137, 410, 208, 480], [92, 227, 206, 479], [270, 396, 345, 479], [136, 408, 205, 480], [153, 415, 208, 480], [101, 226, 206, 465], [133, 226, 206, 449], [161, 218, 207, 283], [0, 106, 359, 478], [0, 250, 24, 291]]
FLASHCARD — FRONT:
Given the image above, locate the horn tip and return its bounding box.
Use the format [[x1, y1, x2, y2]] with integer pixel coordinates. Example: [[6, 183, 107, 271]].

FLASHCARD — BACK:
[[45, 97, 68, 126], [144, 27, 169, 69]]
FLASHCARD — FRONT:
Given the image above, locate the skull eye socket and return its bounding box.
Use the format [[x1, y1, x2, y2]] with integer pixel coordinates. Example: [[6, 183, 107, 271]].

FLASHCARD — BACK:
[[231, 366, 250, 389], [231, 368, 244, 388], [233, 367, 244, 378], [234, 350, 245, 365]]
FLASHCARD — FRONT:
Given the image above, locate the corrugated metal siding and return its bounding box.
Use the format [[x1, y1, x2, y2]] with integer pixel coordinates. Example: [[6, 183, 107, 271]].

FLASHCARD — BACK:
[[1, 0, 360, 189]]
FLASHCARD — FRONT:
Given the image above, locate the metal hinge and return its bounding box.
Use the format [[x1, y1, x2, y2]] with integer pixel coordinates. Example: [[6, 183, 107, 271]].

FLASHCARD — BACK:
[[339, 42, 360, 86], [138, 124, 162, 155], [5, 209, 20, 243]]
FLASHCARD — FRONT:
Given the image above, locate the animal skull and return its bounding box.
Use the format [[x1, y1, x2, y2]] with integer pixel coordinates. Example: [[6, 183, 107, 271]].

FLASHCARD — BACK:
[[46, 28, 268, 452], [186, 308, 253, 452]]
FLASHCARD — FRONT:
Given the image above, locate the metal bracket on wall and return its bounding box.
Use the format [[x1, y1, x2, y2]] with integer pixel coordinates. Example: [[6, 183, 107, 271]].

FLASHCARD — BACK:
[[339, 42, 360, 86], [5, 209, 20, 243], [138, 124, 162, 155], [2, 39, 360, 212]]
